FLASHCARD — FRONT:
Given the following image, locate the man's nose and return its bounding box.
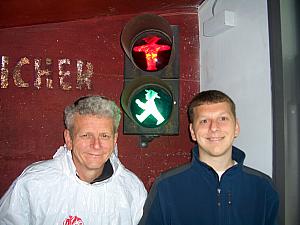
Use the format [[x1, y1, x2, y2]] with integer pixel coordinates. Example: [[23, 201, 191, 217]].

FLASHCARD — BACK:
[[209, 119, 219, 131], [92, 137, 101, 149]]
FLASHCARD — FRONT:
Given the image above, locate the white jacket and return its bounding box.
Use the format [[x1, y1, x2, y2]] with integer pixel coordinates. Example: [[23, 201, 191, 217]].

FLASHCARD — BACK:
[[0, 146, 147, 225]]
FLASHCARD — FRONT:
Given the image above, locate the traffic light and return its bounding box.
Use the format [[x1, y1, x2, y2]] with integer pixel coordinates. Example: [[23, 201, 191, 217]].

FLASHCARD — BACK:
[[120, 14, 179, 137]]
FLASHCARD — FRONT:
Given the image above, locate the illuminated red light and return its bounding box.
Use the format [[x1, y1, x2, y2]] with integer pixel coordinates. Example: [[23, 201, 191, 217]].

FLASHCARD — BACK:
[[132, 34, 172, 71]]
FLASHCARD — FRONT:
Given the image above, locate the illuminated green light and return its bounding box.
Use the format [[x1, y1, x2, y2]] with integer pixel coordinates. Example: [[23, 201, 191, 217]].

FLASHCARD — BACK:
[[130, 85, 172, 128]]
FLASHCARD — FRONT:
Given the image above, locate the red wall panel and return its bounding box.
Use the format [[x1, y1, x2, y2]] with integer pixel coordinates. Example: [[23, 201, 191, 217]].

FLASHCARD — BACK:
[[0, 9, 200, 196]]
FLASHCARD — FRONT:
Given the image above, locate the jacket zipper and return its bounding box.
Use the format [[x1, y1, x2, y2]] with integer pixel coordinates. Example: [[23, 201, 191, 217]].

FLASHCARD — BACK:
[[217, 188, 221, 207], [216, 171, 222, 225], [227, 191, 232, 225]]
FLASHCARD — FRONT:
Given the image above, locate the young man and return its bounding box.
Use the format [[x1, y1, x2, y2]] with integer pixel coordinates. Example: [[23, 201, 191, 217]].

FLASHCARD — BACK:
[[0, 95, 147, 225], [139, 90, 279, 225]]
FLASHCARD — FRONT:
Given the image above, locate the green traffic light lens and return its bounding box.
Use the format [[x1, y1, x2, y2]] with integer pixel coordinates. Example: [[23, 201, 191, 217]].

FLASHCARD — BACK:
[[129, 84, 173, 128]]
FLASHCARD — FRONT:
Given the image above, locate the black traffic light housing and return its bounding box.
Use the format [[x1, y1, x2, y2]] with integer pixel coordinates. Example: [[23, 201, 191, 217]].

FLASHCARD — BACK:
[[120, 14, 179, 140]]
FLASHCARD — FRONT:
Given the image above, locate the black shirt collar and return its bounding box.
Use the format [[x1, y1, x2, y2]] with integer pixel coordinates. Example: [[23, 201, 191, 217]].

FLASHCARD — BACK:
[[76, 159, 114, 184], [91, 159, 114, 184]]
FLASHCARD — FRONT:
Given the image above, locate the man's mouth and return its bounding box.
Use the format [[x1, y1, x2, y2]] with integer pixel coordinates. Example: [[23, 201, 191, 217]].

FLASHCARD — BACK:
[[207, 137, 224, 141], [86, 153, 103, 158]]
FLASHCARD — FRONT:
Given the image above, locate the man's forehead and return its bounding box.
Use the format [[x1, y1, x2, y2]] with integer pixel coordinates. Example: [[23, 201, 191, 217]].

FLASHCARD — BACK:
[[73, 114, 114, 127], [196, 101, 231, 108], [194, 102, 233, 115]]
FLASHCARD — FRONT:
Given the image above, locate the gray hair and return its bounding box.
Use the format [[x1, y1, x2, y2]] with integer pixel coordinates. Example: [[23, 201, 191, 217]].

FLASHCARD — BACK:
[[64, 95, 121, 134]]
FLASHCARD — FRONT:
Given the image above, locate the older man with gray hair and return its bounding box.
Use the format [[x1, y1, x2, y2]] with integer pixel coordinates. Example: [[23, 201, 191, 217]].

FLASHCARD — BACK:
[[0, 95, 147, 225]]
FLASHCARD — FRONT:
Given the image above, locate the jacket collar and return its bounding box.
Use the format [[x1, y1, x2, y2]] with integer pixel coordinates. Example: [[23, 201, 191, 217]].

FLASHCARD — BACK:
[[192, 145, 246, 167], [191, 145, 246, 183], [55, 145, 120, 185]]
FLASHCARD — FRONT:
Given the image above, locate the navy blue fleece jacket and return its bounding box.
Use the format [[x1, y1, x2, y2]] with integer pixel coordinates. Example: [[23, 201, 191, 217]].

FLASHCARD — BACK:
[[139, 146, 279, 225]]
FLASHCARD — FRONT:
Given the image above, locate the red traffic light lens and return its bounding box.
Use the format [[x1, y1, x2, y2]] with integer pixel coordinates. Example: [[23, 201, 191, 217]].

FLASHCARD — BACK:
[[132, 32, 172, 72]]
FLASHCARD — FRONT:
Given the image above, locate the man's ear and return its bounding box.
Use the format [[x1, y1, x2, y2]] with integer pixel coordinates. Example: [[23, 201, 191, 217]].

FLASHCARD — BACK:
[[113, 133, 118, 145], [64, 129, 73, 150], [234, 119, 240, 138], [189, 123, 197, 142]]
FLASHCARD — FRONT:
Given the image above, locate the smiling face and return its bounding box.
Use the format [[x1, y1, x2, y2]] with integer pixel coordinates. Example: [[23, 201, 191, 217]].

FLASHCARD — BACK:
[[189, 102, 240, 165], [64, 114, 117, 182]]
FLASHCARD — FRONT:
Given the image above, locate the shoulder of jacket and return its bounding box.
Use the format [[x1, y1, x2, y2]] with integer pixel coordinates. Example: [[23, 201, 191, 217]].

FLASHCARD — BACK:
[[156, 163, 192, 183], [111, 159, 146, 191], [242, 165, 271, 180], [17, 157, 63, 183], [241, 165, 278, 190]]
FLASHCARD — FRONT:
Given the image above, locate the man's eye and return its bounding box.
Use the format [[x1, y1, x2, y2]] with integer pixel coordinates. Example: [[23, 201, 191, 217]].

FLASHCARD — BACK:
[[80, 134, 90, 138], [220, 116, 228, 121], [200, 119, 208, 124], [100, 133, 111, 140]]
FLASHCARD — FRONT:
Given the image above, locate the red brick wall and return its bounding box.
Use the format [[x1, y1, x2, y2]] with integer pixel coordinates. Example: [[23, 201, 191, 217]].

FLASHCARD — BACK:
[[0, 9, 200, 196]]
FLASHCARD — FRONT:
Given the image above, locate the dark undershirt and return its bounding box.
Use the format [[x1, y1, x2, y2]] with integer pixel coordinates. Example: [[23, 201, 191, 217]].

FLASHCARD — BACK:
[[76, 160, 114, 184]]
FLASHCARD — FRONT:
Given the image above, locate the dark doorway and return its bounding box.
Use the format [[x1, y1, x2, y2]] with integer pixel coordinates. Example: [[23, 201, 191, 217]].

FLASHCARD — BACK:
[[268, 0, 300, 224]]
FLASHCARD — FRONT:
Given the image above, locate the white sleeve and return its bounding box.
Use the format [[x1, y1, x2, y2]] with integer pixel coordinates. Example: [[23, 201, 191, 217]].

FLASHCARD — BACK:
[[131, 181, 147, 225], [0, 179, 30, 225]]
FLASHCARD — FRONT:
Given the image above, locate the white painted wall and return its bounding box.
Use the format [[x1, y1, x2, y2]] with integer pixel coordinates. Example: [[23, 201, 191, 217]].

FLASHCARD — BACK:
[[198, 0, 273, 176]]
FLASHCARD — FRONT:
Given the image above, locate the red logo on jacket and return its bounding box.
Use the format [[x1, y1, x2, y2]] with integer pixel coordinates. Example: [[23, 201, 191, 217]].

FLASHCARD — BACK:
[[63, 215, 84, 225]]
